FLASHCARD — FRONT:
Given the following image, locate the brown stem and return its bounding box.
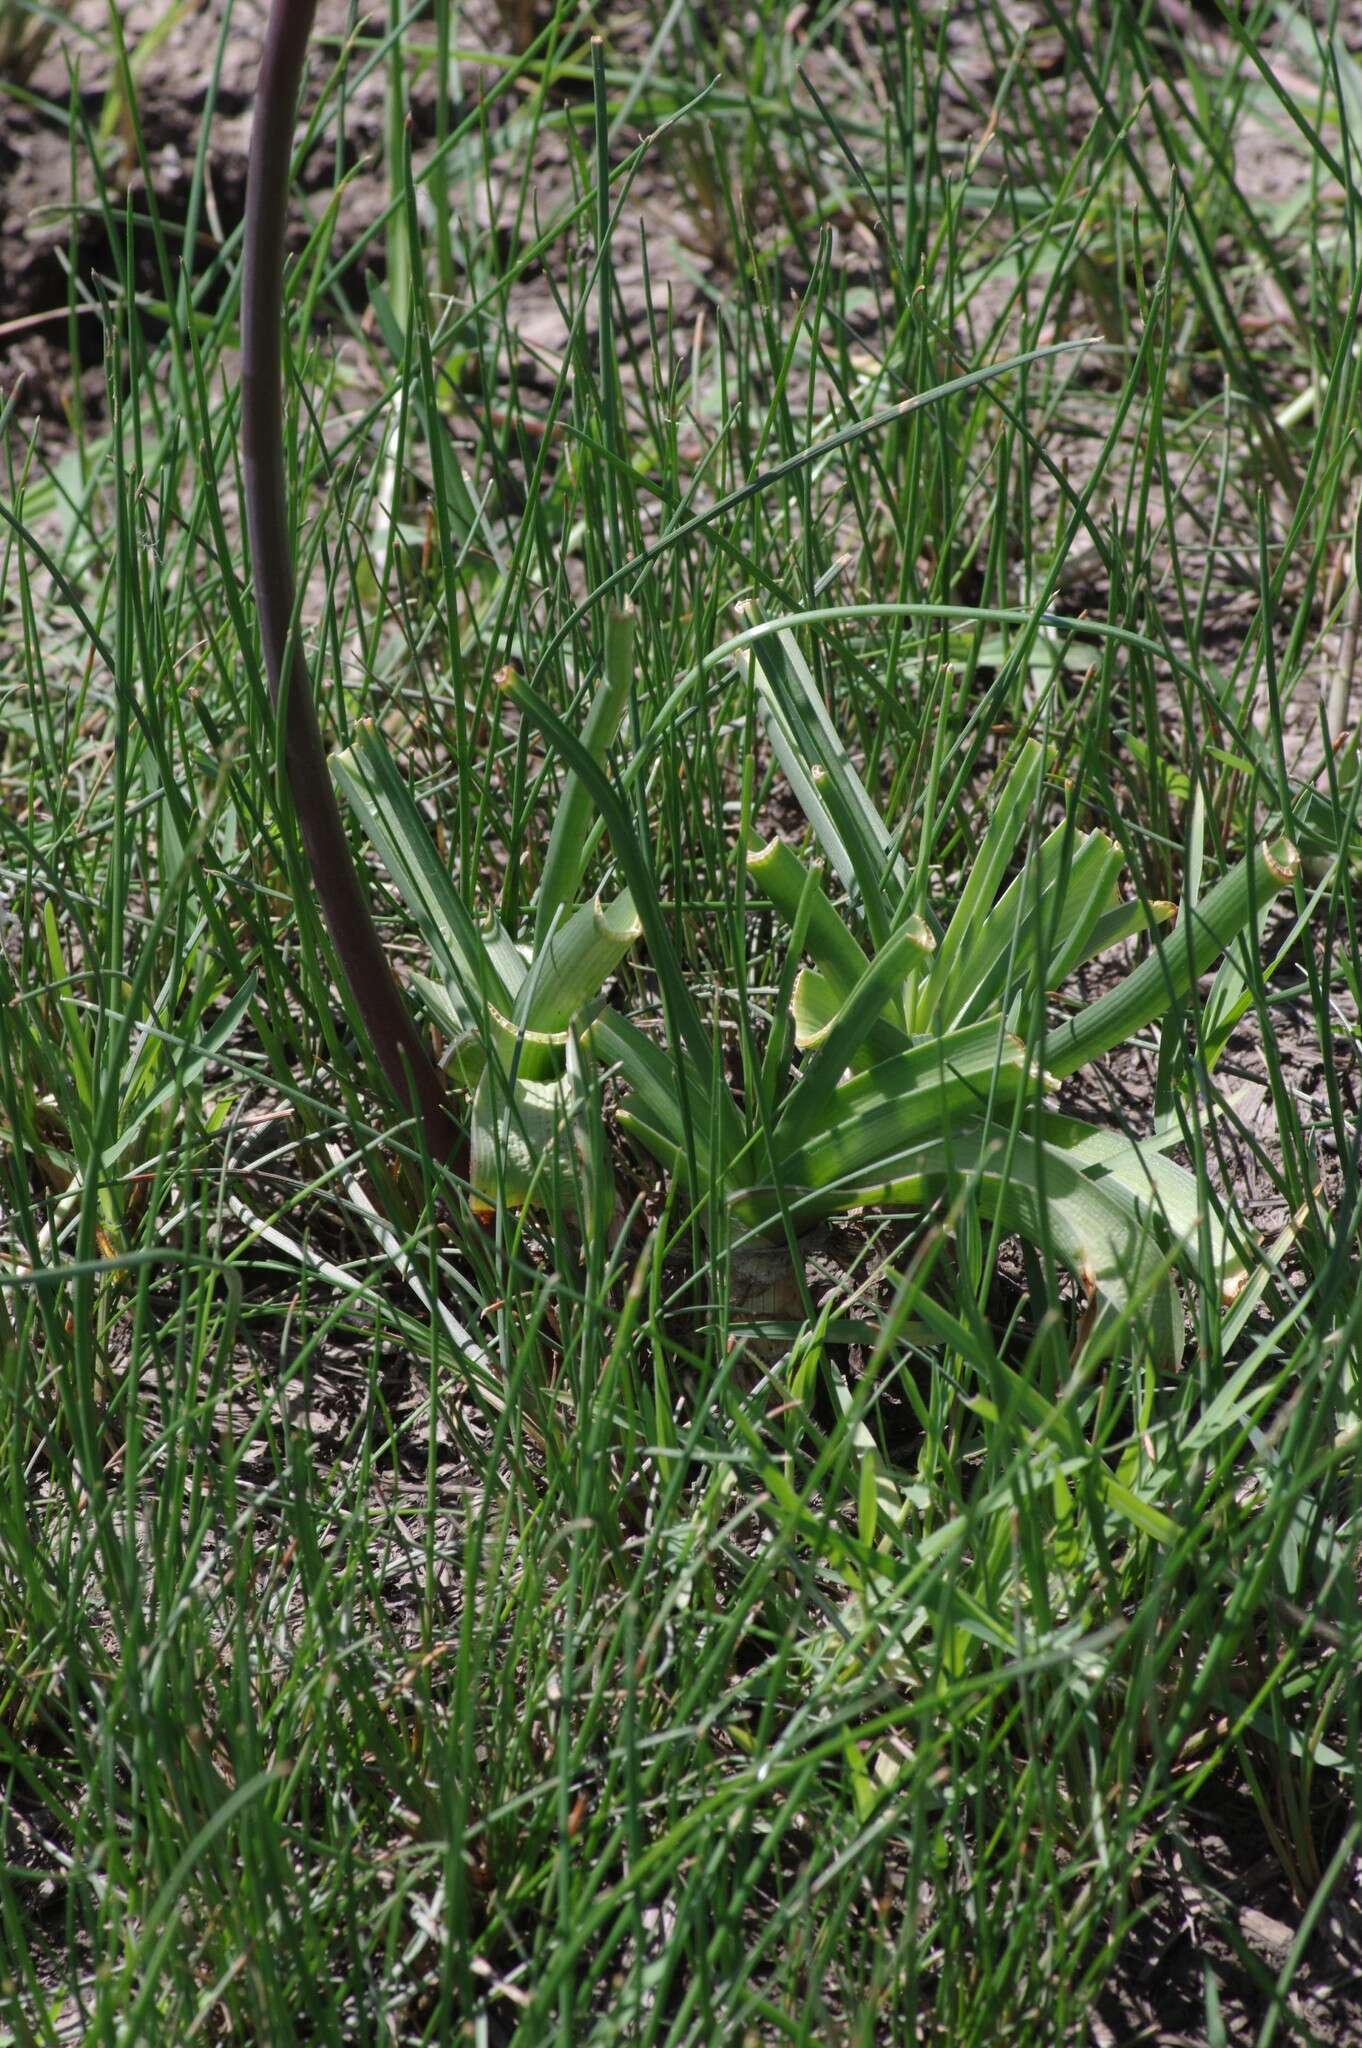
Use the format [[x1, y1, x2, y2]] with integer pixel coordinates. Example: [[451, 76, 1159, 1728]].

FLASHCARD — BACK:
[[241, 0, 459, 1163]]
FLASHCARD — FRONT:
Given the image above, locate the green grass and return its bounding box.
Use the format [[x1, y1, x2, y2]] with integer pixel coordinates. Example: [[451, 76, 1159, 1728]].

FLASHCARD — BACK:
[[0, 2, 1360, 2042]]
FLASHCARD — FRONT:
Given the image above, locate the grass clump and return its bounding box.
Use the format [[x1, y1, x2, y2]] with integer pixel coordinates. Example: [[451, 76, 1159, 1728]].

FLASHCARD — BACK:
[[0, 3, 1358, 2045]]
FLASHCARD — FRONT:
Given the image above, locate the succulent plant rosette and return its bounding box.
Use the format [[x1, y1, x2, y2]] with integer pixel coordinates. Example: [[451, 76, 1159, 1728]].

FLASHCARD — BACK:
[[589, 613, 1299, 1370], [330, 610, 646, 1240]]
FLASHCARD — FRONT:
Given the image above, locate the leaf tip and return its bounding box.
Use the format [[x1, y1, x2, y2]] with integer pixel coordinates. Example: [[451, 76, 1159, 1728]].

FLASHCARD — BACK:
[[1265, 837, 1300, 887]]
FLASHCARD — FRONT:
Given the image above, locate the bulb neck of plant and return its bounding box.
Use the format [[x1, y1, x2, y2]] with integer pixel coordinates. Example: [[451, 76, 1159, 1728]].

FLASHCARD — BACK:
[[241, 0, 459, 1165]]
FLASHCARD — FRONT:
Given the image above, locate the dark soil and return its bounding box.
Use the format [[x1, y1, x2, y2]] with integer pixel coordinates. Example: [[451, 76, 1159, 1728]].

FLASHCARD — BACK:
[[1094, 1779, 1362, 2048]]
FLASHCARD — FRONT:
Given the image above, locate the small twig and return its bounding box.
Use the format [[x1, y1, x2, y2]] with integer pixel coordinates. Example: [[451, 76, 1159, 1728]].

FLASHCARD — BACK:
[[241, 0, 459, 1164]]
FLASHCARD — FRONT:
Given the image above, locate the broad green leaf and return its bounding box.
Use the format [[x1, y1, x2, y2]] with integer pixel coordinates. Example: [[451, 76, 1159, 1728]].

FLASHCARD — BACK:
[[779, 919, 938, 1148], [756, 847, 819, 1114], [411, 969, 481, 1083], [952, 827, 1123, 1027], [515, 891, 641, 1033], [332, 720, 512, 1014], [789, 967, 911, 1063], [746, 835, 874, 997], [1076, 892, 1176, 970], [1044, 838, 1300, 1079], [744, 609, 906, 943], [776, 1021, 1035, 1192], [471, 1068, 565, 1212], [921, 740, 1046, 1027], [533, 605, 637, 948], [412, 978, 576, 1091], [1029, 833, 1125, 993], [1049, 1114, 1249, 1302], [469, 1057, 610, 1227], [588, 1006, 742, 1183], [483, 918, 529, 998], [810, 1117, 1186, 1365], [942, 819, 1087, 1026]]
